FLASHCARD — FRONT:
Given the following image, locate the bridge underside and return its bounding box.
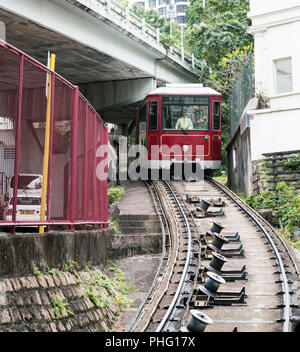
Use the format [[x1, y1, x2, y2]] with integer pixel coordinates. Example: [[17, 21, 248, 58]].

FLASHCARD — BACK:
[[0, 0, 200, 127]]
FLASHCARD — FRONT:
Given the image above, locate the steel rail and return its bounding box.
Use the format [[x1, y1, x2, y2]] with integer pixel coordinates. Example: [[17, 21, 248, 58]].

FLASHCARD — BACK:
[[206, 177, 293, 332], [207, 176, 300, 279], [155, 180, 193, 332], [125, 180, 170, 332], [134, 180, 180, 331]]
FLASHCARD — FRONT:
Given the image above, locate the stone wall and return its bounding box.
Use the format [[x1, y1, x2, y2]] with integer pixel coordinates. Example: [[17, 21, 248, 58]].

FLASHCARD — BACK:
[[0, 207, 162, 332], [0, 267, 121, 332]]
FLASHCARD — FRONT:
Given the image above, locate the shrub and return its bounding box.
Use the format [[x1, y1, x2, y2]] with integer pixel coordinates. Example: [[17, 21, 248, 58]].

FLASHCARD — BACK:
[[108, 187, 125, 205], [244, 181, 300, 240]]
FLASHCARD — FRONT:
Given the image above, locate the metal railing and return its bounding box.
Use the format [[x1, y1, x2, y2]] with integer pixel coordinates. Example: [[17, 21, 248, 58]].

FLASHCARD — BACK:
[[67, 0, 200, 71], [229, 52, 254, 136], [0, 40, 108, 232]]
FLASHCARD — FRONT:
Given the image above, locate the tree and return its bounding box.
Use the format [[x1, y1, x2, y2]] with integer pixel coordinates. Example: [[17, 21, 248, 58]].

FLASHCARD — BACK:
[[130, 4, 182, 48], [185, 0, 253, 69], [209, 45, 253, 101]]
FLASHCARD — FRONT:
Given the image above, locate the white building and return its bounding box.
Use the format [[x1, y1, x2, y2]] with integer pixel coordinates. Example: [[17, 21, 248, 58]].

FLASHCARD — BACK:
[[226, 0, 300, 196], [132, 0, 190, 26], [247, 0, 300, 160]]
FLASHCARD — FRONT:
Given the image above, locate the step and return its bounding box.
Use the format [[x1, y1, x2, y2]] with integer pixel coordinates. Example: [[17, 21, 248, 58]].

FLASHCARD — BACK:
[[118, 220, 161, 228], [119, 214, 158, 221], [117, 232, 162, 237], [120, 227, 162, 234]]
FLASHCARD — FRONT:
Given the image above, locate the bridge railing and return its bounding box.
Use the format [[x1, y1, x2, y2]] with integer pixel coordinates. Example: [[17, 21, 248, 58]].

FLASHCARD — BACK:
[[0, 40, 108, 233], [69, 0, 201, 71]]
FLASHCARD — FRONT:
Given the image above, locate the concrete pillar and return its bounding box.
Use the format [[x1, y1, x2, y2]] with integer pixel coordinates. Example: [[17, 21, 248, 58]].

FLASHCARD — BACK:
[[0, 22, 6, 41]]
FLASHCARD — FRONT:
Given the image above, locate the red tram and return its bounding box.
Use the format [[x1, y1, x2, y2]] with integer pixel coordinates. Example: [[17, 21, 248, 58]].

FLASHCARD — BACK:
[[130, 84, 222, 175]]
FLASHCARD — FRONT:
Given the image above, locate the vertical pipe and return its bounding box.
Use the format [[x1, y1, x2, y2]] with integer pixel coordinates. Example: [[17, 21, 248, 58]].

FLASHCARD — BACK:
[[181, 26, 184, 61], [93, 114, 97, 222], [156, 28, 160, 45], [237, 78, 241, 124], [192, 54, 195, 69], [243, 64, 246, 110], [249, 51, 253, 99], [69, 86, 79, 230], [100, 123, 108, 226], [83, 104, 89, 229], [107, 0, 111, 15], [126, 6, 129, 25], [39, 54, 56, 234], [142, 18, 145, 36], [46, 72, 56, 229], [11, 54, 24, 234]]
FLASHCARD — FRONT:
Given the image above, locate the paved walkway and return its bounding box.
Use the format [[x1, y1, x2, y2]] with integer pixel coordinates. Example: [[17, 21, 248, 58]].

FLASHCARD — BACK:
[[118, 181, 156, 216]]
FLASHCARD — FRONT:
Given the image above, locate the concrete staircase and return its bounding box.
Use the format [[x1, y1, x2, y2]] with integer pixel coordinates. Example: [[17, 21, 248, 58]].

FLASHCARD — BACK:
[[118, 214, 162, 236]]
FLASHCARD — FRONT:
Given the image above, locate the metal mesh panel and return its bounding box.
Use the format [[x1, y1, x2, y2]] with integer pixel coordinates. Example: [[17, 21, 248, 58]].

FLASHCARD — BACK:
[[49, 77, 73, 221], [86, 107, 95, 221], [0, 42, 108, 229], [17, 58, 48, 209], [229, 52, 254, 136], [0, 47, 20, 221], [76, 96, 86, 221]]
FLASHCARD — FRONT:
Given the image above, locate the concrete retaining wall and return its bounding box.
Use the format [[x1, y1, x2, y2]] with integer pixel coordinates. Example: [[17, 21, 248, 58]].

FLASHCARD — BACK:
[[226, 127, 253, 197], [106, 234, 162, 260], [0, 230, 108, 278]]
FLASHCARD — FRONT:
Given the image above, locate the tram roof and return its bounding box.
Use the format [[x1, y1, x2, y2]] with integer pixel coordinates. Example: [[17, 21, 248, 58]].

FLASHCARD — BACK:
[[148, 84, 221, 97]]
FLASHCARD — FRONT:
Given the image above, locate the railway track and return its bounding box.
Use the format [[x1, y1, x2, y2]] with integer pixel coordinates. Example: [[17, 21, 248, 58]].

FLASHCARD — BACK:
[[126, 179, 300, 332]]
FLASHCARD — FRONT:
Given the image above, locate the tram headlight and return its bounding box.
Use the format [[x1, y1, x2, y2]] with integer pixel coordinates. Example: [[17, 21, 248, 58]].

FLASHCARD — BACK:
[[182, 145, 189, 153]]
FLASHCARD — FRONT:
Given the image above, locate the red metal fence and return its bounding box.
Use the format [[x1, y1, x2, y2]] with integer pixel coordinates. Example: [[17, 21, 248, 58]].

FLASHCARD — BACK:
[[0, 41, 108, 232]]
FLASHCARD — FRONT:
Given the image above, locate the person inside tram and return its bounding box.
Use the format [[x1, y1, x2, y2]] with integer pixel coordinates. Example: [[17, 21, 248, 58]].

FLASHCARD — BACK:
[[197, 115, 208, 129], [165, 113, 172, 129], [175, 109, 193, 130]]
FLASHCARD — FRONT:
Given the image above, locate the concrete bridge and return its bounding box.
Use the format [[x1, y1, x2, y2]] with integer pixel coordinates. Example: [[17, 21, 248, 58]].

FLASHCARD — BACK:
[[0, 0, 201, 127]]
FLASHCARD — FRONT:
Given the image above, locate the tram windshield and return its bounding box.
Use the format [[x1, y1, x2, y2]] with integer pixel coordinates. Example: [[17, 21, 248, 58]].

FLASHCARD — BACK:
[[162, 96, 209, 130]]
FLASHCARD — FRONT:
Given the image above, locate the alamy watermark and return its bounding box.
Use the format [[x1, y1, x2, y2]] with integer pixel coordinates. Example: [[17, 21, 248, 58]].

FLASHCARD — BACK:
[[96, 141, 206, 181]]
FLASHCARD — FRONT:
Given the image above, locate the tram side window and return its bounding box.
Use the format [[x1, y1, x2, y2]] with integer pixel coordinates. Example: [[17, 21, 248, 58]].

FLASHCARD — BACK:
[[149, 101, 158, 130], [213, 101, 221, 130], [139, 103, 147, 146]]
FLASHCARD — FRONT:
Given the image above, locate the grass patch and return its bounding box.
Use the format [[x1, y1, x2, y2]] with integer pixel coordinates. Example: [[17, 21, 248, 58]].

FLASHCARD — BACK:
[[83, 265, 134, 310], [213, 175, 227, 184]]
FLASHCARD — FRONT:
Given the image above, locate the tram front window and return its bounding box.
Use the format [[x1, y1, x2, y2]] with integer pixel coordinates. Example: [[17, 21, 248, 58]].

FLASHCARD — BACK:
[[162, 96, 209, 130]]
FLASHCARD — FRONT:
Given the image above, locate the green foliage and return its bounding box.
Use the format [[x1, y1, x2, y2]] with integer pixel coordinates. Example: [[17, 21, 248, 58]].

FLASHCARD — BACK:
[[109, 218, 120, 234], [244, 190, 276, 210], [115, 0, 129, 6], [130, 4, 182, 48], [62, 260, 79, 273], [212, 175, 228, 184], [185, 0, 253, 68], [83, 266, 133, 310], [46, 267, 62, 275], [275, 182, 300, 231], [52, 294, 74, 319], [33, 267, 42, 276], [283, 153, 300, 170], [108, 186, 125, 205], [244, 182, 300, 239], [209, 45, 253, 101]]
